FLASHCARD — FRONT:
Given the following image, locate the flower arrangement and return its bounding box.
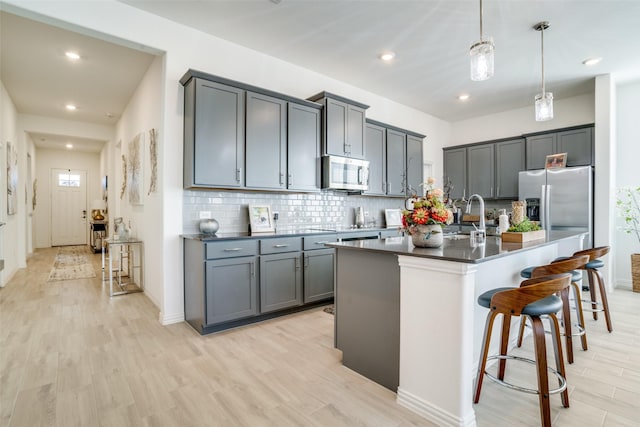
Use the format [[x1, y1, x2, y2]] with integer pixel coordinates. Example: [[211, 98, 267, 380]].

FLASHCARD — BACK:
[[402, 177, 454, 235], [616, 186, 640, 244]]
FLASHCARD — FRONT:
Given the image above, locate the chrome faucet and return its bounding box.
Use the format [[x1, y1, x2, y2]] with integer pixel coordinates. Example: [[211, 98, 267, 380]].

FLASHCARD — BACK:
[[465, 194, 486, 232]]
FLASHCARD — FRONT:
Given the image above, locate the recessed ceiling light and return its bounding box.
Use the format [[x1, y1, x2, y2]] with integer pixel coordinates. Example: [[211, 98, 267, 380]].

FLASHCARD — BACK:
[[379, 51, 396, 61], [65, 143, 73, 149], [457, 94, 470, 101], [65, 104, 77, 111], [65, 51, 80, 60], [582, 57, 602, 66]]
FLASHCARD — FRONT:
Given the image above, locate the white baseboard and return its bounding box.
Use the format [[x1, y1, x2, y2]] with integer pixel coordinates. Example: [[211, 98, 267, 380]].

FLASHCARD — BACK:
[[396, 388, 476, 427], [159, 311, 184, 325]]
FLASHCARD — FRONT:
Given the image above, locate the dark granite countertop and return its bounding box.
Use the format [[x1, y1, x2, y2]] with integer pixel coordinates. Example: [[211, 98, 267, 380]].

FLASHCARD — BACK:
[[325, 231, 586, 264], [181, 226, 397, 241]]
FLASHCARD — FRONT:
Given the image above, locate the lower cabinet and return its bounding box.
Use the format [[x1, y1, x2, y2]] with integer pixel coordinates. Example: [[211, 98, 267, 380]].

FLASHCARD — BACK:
[[304, 248, 335, 303], [205, 257, 258, 324], [260, 252, 303, 313]]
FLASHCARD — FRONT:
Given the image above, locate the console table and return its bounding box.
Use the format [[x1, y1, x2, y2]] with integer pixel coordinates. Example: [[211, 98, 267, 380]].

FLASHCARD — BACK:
[[102, 238, 144, 297]]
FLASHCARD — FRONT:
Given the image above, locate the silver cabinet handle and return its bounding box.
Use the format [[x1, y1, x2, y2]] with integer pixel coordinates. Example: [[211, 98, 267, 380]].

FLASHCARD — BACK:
[[223, 248, 243, 252], [314, 241, 330, 245], [273, 244, 289, 248], [279, 173, 284, 185], [236, 168, 242, 183]]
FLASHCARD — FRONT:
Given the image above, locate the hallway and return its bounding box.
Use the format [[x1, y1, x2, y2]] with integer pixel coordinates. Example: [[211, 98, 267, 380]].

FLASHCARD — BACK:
[[1, 248, 639, 426]]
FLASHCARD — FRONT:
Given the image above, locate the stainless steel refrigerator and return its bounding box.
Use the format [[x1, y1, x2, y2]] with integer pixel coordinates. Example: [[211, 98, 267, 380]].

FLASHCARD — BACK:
[[518, 166, 593, 248]]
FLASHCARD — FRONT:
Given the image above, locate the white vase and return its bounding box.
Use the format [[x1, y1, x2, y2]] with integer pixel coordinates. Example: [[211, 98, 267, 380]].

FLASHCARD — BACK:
[[411, 224, 443, 248]]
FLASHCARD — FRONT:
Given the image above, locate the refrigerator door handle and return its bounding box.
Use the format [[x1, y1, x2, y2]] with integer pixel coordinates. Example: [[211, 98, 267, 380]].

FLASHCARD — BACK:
[[542, 184, 551, 232]]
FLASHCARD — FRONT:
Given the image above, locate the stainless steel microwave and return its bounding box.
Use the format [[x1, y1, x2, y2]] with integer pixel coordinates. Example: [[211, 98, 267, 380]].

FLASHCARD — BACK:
[[322, 155, 369, 191]]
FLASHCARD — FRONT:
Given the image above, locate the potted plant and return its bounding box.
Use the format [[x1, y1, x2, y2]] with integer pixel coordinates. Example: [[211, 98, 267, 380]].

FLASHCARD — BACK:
[[617, 186, 640, 292], [402, 177, 453, 248]]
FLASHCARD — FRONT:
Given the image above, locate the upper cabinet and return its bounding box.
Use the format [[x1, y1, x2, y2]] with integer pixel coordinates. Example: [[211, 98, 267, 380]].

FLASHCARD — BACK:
[[467, 144, 495, 198], [365, 119, 424, 198], [181, 70, 321, 192], [443, 147, 467, 200], [495, 138, 525, 199], [308, 92, 369, 159], [183, 77, 245, 189], [525, 125, 593, 170]]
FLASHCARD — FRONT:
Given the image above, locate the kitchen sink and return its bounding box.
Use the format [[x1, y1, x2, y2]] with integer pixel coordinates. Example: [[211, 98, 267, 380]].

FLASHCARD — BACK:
[[444, 233, 470, 240]]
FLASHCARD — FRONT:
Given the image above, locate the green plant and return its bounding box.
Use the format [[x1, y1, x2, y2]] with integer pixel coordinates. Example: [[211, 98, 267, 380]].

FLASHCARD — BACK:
[[507, 218, 541, 233], [616, 186, 640, 244]]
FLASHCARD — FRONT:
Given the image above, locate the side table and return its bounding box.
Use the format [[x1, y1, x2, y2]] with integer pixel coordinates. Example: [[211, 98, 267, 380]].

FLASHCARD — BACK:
[[102, 238, 144, 297]]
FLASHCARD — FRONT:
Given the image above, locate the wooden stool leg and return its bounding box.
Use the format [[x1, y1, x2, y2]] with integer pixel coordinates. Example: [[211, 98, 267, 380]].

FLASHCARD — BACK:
[[548, 313, 570, 408], [531, 316, 553, 427], [560, 288, 574, 364], [594, 269, 613, 332], [571, 281, 588, 351], [498, 314, 511, 380], [516, 316, 527, 348], [474, 311, 498, 403]]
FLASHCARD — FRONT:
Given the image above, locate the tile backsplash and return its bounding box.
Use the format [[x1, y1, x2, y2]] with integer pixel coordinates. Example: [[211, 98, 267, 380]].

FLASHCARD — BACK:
[[183, 190, 408, 234]]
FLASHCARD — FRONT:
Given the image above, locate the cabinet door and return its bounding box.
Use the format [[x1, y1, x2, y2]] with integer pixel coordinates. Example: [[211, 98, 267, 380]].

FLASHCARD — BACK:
[[526, 133, 556, 170], [557, 127, 593, 166], [363, 123, 386, 195], [386, 129, 406, 196], [245, 92, 287, 189], [288, 103, 321, 191], [205, 257, 257, 325], [495, 138, 525, 199], [187, 79, 245, 188], [325, 98, 348, 156], [304, 248, 335, 303], [467, 144, 495, 198], [443, 148, 467, 200], [346, 105, 366, 158], [406, 135, 423, 196], [260, 252, 303, 313]]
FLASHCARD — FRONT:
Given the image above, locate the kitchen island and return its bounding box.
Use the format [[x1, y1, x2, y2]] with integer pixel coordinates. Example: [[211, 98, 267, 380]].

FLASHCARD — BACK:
[[327, 231, 586, 427]]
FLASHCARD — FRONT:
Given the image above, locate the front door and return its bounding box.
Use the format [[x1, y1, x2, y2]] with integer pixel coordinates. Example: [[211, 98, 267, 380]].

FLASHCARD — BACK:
[[51, 169, 87, 246]]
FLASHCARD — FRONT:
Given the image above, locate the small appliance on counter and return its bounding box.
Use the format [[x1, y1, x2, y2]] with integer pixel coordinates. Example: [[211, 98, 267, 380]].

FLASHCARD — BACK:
[[354, 207, 365, 228]]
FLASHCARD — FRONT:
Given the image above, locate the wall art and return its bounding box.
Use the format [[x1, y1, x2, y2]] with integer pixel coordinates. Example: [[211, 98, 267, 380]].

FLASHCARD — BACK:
[[148, 128, 157, 195], [120, 154, 127, 200], [6, 141, 17, 215], [128, 132, 144, 205]]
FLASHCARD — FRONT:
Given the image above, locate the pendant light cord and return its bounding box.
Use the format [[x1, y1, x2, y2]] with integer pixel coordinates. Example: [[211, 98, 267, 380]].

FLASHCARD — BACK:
[[479, 0, 484, 41], [541, 25, 545, 95]]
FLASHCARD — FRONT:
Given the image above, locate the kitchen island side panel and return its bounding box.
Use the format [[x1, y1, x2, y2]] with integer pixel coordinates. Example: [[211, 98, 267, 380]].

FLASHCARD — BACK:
[[335, 248, 400, 391]]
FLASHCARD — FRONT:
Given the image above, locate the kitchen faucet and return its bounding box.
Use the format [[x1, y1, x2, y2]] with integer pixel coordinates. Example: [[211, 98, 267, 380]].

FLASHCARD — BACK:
[[465, 194, 486, 232]]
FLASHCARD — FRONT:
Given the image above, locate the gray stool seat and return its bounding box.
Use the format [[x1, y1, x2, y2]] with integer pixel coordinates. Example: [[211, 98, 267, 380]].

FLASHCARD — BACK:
[[478, 288, 562, 317], [521, 266, 581, 282], [586, 259, 604, 269]]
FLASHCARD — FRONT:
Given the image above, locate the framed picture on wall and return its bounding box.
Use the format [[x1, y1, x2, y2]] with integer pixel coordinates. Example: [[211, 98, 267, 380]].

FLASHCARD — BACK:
[[248, 205, 275, 234], [385, 209, 403, 228]]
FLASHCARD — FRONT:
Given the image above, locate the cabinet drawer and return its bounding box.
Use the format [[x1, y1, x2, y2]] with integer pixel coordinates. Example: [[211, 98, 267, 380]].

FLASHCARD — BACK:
[[260, 237, 302, 254], [303, 234, 338, 250], [205, 240, 258, 259]]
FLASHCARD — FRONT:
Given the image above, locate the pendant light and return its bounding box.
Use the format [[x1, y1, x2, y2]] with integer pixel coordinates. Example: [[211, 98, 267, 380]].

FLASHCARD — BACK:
[[469, 0, 494, 81], [534, 21, 553, 121]]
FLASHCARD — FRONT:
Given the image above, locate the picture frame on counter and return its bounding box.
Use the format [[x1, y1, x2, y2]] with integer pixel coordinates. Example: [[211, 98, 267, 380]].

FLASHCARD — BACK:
[[545, 152, 567, 169], [248, 205, 275, 234], [385, 208, 403, 228]]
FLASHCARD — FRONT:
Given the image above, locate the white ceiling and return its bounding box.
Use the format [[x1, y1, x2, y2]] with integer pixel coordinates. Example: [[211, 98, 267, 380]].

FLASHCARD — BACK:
[[2, 1, 640, 154]]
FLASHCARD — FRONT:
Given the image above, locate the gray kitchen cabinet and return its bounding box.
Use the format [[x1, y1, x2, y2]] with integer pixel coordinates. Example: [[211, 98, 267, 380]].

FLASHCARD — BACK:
[[184, 239, 258, 332], [495, 138, 525, 199], [386, 129, 407, 197], [308, 92, 369, 159], [467, 144, 495, 198], [245, 92, 287, 189], [364, 122, 387, 196], [526, 125, 593, 169], [304, 248, 335, 303], [443, 147, 467, 200], [183, 78, 245, 189], [259, 237, 303, 313], [287, 102, 321, 191], [406, 135, 423, 196]]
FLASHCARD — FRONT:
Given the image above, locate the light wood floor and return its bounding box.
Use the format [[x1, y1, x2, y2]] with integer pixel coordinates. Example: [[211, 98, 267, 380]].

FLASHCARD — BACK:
[[1, 248, 639, 426]]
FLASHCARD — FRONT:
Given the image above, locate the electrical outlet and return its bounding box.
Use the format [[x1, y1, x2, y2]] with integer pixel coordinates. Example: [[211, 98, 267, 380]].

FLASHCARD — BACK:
[[273, 211, 279, 221], [199, 211, 212, 219]]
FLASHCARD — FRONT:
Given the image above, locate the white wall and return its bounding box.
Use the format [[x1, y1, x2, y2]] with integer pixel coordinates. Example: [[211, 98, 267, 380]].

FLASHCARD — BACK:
[[614, 80, 640, 288], [448, 92, 595, 146], [33, 148, 101, 248]]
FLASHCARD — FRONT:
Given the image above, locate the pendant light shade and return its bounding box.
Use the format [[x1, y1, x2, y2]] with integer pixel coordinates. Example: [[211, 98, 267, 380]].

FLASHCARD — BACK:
[[470, 0, 494, 81], [534, 21, 553, 121]]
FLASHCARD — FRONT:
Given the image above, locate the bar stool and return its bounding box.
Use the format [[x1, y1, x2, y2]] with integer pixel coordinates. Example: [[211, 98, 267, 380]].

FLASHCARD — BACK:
[[474, 273, 572, 427], [574, 246, 612, 332], [517, 255, 590, 363]]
